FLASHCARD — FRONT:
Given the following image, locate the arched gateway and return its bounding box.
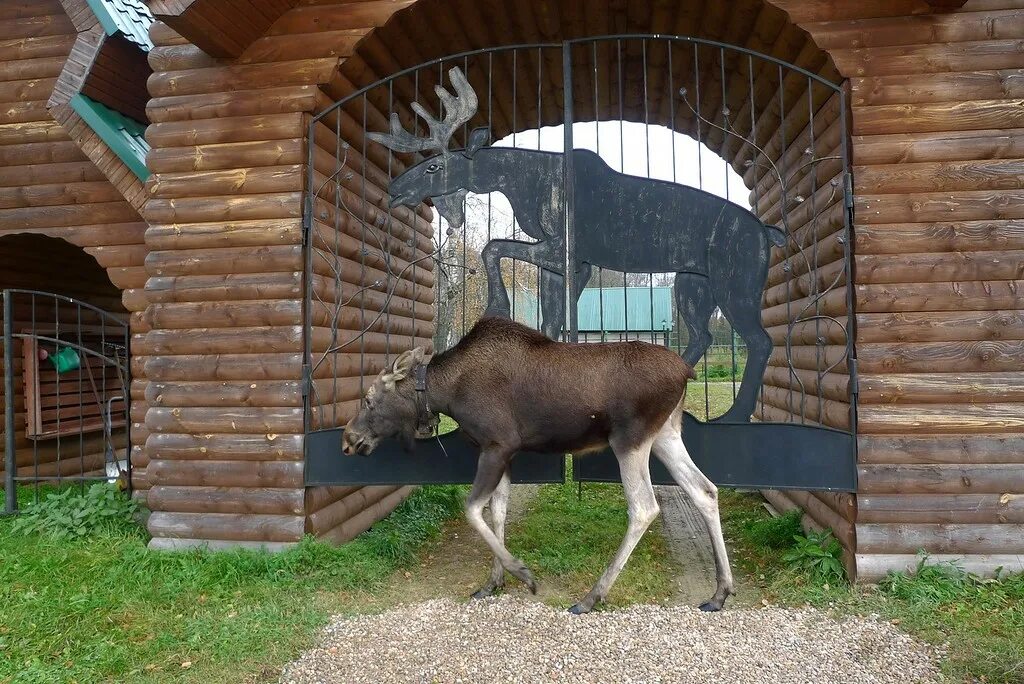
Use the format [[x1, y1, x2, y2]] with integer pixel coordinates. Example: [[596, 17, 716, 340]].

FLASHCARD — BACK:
[[301, 36, 859, 502]]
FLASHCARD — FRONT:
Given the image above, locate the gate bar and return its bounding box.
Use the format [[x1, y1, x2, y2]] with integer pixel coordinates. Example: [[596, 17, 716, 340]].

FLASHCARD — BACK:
[[562, 43, 578, 343], [4, 290, 15, 514]]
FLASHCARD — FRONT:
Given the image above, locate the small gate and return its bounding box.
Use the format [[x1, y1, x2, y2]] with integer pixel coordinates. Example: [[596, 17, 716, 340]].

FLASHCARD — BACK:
[[3, 289, 131, 513], [303, 35, 857, 492]]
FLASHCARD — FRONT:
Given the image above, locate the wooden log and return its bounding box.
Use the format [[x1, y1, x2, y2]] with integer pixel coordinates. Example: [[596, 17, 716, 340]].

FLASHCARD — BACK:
[[147, 486, 305, 515], [857, 310, 1024, 344], [858, 434, 1024, 465], [853, 99, 1024, 137], [762, 365, 850, 403], [145, 218, 302, 251], [144, 273, 302, 304], [858, 463, 1024, 494], [146, 112, 305, 147], [853, 129, 1024, 165], [147, 511, 304, 542], [146, 380, 303, 408], [768, 344, 848, 374], [782, 489, 855, 550], [857, 523, 1024, 555], [855, 219, 1024, 255], [304, 485, 360, 514], [147, 139, 304, 174], [136, 325, 304, 354], [143, 191, 301, 224], [857, 339, 1024, 373], [855, 160, 1024, 195], [147, 459, 304, 488], [759, 384, 850, 429], [307, 484, 400, 535], [856, 281, 1024, 313], [145, 406, 304, 434], [148, 58, 338, 98], [834, 40, 1024, 80], [319, 485, 414, 544], [853, 69, 1024, 107], [859, 494, 1024, 524], [858, 403, 1024, 434], [860, 372, 1024, 404], [147, 85, 320, 123], [856, 554, 1024, 582], [147, 164, 303, 199], [146, 432, 303, 461]]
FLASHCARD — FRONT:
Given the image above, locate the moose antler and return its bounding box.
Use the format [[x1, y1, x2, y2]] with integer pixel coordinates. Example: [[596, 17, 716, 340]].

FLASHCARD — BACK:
[[368, 66, 478, 154]]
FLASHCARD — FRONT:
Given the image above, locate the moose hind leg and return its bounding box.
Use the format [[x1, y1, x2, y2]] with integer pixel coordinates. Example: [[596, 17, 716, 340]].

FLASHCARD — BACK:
[[674, 273, 716, 367], [472, 468, 511, 599], [465, 449, 537, 593], [570, 437, 659, 614], [714, 289, 772, 423], [652, 420, 734, 610]]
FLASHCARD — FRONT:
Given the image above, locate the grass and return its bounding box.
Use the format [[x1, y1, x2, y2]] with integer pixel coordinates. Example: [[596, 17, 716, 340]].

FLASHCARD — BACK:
[[0, 484, 465, 684], [508, 459, 677, 607], [684, 380, 736, 420], [719, 489, 1024, 683]]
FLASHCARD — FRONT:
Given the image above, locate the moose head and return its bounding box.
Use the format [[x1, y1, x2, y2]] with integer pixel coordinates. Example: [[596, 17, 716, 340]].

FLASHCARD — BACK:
[[368, 66, 489, 230]]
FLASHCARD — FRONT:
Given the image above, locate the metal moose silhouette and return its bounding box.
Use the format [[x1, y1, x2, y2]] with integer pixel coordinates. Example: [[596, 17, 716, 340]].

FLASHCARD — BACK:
[[369, 67, 785, 423]]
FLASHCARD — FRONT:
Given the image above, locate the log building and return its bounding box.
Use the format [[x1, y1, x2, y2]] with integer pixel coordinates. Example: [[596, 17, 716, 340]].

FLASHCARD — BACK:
[[1, 0, 1021, 581]]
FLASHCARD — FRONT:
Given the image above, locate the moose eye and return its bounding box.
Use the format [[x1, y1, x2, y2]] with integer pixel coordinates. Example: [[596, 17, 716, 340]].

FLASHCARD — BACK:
[[425, 162, 442, 174]]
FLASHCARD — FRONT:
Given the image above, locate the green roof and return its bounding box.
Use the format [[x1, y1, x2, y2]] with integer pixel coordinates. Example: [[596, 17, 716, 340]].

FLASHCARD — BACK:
[[86, 0, 154, 50], [578, 287, 674, 332], [70, 94, 150, 180], [510, 286, 675, 332]]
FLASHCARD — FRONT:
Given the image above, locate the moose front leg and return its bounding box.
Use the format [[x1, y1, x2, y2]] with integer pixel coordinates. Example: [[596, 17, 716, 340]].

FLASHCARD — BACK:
[[480, 238, 565, 320]]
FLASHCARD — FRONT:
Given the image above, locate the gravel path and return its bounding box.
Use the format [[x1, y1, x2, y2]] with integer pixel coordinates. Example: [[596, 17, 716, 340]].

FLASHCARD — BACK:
[[279, 596, 942, 684]]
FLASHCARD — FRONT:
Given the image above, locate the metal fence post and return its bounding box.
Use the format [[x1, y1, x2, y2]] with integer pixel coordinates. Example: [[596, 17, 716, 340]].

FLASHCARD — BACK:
[[4, 290, 16, 514]]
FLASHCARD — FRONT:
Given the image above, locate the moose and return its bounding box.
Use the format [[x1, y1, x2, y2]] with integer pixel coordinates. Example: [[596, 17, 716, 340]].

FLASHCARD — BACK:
[[369, 66, 785, 424], [342, 316, 735, 613]]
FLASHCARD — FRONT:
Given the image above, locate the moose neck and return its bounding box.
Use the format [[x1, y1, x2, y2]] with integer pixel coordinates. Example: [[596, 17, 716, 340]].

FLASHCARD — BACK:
[[460, 147, 562, 196], [422, 352, 460, 418]]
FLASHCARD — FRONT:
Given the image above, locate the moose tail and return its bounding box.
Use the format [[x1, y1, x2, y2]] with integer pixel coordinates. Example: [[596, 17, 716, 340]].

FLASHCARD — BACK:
[[765, 224, 787, 248]]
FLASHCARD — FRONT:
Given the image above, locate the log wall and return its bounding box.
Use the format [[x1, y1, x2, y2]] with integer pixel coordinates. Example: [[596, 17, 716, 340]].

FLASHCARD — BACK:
[[0, 1, 148, 494], [774, 0, 1024, 580]]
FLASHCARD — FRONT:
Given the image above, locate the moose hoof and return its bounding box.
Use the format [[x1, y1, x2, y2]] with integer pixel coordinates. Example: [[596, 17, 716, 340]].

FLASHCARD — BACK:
[[698, 601, 723, 612], [568, 603, 591, 615], [508, 563, 537, 594]]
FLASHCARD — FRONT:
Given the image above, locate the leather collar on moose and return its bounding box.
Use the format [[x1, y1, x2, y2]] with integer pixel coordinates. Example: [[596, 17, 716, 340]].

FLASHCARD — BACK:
[[413, 363, 439, 439]]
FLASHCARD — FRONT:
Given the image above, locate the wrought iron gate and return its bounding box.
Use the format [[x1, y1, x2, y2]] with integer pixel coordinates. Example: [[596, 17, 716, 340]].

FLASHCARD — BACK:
[[303, 35, 857, 492], [3, 289, 131, 513]]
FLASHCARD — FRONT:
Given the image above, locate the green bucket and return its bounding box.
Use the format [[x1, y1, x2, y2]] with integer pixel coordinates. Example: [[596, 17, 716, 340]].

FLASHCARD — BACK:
[[49, 346, 80, 374]]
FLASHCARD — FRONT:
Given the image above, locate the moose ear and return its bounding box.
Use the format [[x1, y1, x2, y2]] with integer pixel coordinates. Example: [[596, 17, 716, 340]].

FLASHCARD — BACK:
[[390, 347, 426, 382], [462, 127, 490, 158]]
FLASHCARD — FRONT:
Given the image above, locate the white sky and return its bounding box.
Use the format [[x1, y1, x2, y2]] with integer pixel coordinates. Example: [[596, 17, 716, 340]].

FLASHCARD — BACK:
[[437, 121, 750, 247]]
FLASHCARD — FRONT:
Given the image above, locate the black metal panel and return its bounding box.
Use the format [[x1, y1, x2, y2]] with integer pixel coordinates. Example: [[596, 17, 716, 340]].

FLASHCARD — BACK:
[[305, 427, 565, 486], [573, 413, 857, 492]]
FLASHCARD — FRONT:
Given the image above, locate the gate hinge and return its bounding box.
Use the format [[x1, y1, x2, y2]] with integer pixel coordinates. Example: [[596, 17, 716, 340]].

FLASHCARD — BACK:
[[301, 363, 311, 397], [843, 172, 854, 212], [848, 358, 859, 396]]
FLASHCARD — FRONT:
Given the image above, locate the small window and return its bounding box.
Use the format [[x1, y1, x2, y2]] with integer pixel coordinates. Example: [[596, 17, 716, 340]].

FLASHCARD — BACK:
[[22, 330, 127, 440]]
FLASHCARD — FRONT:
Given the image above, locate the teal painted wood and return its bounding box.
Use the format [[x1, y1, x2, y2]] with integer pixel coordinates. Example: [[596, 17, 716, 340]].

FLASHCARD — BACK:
[[85, 0, 153, 51], [577, 287, 673, 332], [69, 94, 150, 180]]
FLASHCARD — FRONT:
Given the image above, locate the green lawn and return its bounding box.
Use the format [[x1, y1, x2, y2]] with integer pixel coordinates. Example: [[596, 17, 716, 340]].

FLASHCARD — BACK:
[[510, 460, 677, 608], [720, 490, 1024, 684], [0, 485, 465, 684]]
